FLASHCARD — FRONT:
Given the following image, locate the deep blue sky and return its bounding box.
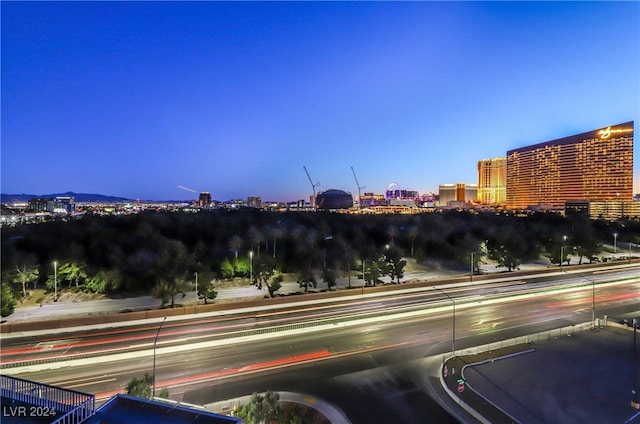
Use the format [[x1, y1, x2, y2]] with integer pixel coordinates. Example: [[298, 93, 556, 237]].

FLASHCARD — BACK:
[[2, 1, 639, 202]]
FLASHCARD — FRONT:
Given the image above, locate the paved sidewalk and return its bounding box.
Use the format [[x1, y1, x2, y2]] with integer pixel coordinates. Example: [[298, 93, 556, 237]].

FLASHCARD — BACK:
[[4, 259, 555, 323], [6, 245, 634, 324]]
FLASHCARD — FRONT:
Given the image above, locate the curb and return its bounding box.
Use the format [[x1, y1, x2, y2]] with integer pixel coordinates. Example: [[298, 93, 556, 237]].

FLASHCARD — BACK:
[[440, 346, 536, 424]]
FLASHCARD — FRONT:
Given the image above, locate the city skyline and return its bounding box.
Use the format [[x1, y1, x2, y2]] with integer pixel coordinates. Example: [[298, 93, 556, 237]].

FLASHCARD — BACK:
[[2, 2, 639, 202]]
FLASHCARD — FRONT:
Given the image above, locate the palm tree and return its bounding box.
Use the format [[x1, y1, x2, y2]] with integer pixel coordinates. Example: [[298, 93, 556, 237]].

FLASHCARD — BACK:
[[387, 225, 399, 246], [229, 235, 243, 261], [269, 222, 284, 259], [408, 226, 419, 258], [247, 226, 264, 257]]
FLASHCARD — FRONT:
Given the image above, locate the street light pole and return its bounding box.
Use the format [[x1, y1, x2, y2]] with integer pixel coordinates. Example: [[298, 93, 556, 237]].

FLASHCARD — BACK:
[[362, 260, 365, 296], [194, 272, 198, 314], [576, 274, 598, 327], [591, 277, 595, 327], [560, 235, 567, 269], [53, 261, 58, 302], [632, 318, 639, 409], [362, 260, 372, 296], [250, 251, 253, 286], [152, 316, 167, 398], [614, 233, 618, 254], [581, 275, 596, 327], [470, 252, 478, 282], [433, 286, 455, 355]]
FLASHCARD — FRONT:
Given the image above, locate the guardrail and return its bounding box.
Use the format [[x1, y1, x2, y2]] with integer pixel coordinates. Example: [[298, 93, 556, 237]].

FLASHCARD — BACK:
[[452, 321, 596, 358], [0, 374, 95, 423]]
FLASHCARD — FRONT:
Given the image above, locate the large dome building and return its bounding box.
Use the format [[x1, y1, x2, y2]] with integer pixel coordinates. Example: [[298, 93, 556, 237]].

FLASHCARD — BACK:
[[315, 189, 353, 210]]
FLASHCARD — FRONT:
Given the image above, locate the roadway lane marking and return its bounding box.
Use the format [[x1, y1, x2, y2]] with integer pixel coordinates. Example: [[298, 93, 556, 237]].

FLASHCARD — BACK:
[[4, 279, 637, 374], [47, 375, 113, 386], [64, 378, 117, 389], [93, 341, 417, 401]]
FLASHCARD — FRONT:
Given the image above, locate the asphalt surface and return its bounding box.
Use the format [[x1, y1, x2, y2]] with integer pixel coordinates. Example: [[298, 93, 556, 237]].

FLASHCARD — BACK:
[[443, 325, 640, 424], [2, 256, 640, 424]]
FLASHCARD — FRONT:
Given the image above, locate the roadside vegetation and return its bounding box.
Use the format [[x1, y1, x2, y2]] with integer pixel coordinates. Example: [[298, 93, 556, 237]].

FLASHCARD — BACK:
[[1, 209, 638, 317], [233, 391, 330, 424], [124, 373, 169, 399]]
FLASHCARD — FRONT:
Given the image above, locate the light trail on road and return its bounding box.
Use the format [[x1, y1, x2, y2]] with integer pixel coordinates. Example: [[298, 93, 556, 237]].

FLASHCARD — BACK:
[[1, 266, 637, 369], [1, 264, 637, 414]]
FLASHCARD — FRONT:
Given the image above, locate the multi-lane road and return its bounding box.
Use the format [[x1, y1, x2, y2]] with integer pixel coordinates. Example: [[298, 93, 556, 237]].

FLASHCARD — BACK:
[[1, 264, 638, 422]]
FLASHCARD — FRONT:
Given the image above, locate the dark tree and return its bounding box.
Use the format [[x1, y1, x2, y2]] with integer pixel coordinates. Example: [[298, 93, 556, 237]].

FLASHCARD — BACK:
[[383, 246, 407, 283], [153, 240, 193, 308], [252, 256, 282, 298], [198, 278, 218, 304], [322, 267, 336, 291], [234, 391, 280, 424], [1, 282, 16, 317]]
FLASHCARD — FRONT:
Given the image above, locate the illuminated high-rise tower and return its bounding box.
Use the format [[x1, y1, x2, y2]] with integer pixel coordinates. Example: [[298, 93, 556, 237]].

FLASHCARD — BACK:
[[477, 158, 506, 205], [199, 192, 212, 207], [506, 122, 634, 209]]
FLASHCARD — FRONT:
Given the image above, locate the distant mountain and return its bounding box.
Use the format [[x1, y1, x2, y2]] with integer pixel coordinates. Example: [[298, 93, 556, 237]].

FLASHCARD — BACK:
[[1, 192, 133, 203]]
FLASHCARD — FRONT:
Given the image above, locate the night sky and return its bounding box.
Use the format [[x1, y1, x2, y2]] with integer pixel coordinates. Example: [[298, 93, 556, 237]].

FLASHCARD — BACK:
[[2, 1, 639, 202]]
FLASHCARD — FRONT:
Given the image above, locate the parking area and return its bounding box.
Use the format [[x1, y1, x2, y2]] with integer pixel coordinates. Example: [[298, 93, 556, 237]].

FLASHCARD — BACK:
[[444, 324, 640, 424]]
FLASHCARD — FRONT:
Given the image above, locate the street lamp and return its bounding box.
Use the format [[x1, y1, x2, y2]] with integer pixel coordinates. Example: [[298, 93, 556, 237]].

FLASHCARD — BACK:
[[362, 259, 376, 296], [632, 318, 639, 409], [193, 272, 198, 314], [591, 277, 595, 327], [578, 275, 597, 327], [470, 252, 479, 282], [560, 235, 567, 269], [152, 316, 167, 398], [433, 286, 455, 355], [614, 233, 618, 254], [250, 251, 254, 286], [53, 261, 58, 302]]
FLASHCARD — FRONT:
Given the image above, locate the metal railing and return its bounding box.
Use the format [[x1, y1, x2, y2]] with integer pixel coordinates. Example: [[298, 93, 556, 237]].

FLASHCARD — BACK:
[[1, 374, 95, 424], [450, 321, 596, 358]]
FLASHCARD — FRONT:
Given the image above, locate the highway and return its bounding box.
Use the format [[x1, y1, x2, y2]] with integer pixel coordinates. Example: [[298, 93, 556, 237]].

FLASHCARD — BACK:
[[1, 265, 638, 421]]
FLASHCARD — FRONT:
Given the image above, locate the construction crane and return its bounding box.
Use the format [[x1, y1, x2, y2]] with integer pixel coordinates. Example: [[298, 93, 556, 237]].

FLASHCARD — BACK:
[[303, 166, 320, 208], [351, 166, 365, 209]]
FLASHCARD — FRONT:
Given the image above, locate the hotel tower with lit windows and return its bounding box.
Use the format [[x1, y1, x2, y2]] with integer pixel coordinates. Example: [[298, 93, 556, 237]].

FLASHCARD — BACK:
[[506, 121, 634, 209], [478, 158, 506, 205]]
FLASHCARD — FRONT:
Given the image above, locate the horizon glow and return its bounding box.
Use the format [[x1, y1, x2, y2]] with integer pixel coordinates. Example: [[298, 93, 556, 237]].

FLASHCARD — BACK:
[[2, 2, 639, 202]]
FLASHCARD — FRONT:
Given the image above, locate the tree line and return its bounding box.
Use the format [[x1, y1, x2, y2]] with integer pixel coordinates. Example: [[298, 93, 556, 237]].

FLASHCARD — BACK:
[[1, 208, 637, 316]]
